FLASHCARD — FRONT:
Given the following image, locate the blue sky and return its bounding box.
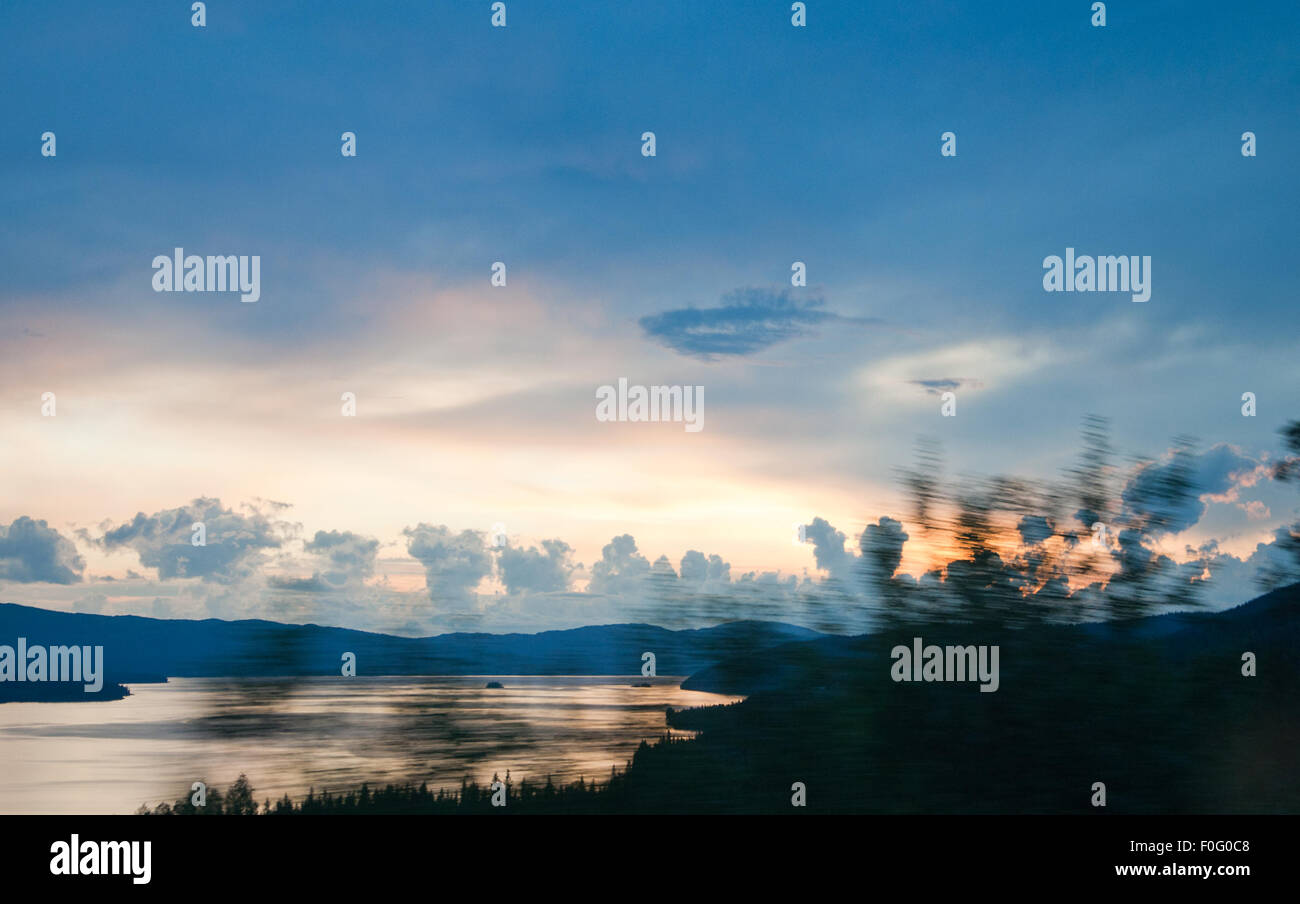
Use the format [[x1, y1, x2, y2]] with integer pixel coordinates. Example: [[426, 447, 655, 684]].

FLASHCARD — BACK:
[[1, 1, 1297, 633]]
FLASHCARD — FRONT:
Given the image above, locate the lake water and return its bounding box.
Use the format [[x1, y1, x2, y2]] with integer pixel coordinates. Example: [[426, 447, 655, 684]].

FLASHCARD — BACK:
[[0, 676, 740, 814]]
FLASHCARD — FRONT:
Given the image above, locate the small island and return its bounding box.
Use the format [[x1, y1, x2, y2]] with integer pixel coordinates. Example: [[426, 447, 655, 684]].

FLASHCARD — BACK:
[[484, 681, 505, 689]]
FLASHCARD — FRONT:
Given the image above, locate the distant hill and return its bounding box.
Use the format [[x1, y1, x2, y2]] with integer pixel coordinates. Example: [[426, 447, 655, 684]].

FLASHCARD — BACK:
[[0, 603, 820, 702]]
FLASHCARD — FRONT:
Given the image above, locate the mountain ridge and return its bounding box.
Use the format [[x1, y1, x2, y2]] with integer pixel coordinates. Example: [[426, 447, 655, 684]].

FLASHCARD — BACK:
[[0, 602, 821, 697]]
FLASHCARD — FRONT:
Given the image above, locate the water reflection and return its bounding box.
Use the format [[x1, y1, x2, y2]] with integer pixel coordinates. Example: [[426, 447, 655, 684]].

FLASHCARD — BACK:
[[0, 677, 740, 814]]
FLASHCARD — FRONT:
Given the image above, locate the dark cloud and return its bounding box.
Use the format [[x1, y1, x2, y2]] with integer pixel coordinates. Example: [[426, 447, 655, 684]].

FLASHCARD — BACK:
[[859, 516, 908, 581], [639, 288, 857, 360], [94, 498, 292, 584], [0, 516, 85, 584], [1017, 515, 1054, 546], [403, 524, 492, 609], [908, 378, 982, 396], [497, 539, 576, 594]]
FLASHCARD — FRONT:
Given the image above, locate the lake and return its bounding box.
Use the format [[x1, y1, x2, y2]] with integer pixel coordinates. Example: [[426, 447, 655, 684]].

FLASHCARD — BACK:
[[0, 676, 740, 814]]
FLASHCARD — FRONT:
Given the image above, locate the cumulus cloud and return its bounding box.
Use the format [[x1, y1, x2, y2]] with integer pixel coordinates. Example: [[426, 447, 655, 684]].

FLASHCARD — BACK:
[[1157, 530, 1298, 610], [587, 534, 651, 595], [1121, 443, 1268, 536], [1247, 525, 1300, 590], [1016, 515, 1054, 546], [859, 516, 908, 582], [497, 539, 576, 594], [0, 516, 85, 584], [639, 287, 863, 360], [802, 516, 854, 582], [650, 554, 676, 576], [679, 550, 730, 585], [303, 529, 380, 585], [647, 554, 679, 597], [93, 497, 293, 584], [1238, 500, 1271, 521], [8, 454, 1293, 634], [403, 524, 493, 609]]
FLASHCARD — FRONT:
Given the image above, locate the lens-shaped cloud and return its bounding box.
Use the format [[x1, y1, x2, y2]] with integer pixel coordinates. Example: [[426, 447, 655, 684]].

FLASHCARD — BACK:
[[639, 288, 857, 360]]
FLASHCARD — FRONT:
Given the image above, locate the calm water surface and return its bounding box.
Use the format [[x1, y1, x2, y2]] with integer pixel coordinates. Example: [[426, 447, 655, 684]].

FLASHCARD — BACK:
[[0, 676, 740, 814]]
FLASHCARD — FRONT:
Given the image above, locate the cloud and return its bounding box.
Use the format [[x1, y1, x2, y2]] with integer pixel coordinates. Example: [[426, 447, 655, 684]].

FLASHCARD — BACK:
[[1017, 515, 1054, 546], [497, 539, 576, 594], [303, 529, 380, 585], [859, 516, 908, 582], [587, 534, 651, 595], [1169, 531, 1299, 608], [266, 575, 333, 593], [679, 550, 730, 585], [75, 592, 107, 613], [639, 288, 855, 360], [1121, 443, 1269, 536], [651, 554, 676, 575], [802, 516, 854, 582], [403, 524, 493, 609], [908, 378, 983, 396], [1238, 500, 1271, 521], [94, 498, 293, 584], [0, 517, 85, 584], [857, 336, 1066, 404], [6, 447, 1291, 634]]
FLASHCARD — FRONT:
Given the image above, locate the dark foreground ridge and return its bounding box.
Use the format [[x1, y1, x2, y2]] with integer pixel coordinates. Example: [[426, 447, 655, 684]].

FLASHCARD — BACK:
[[136, 582, 1299, 814]]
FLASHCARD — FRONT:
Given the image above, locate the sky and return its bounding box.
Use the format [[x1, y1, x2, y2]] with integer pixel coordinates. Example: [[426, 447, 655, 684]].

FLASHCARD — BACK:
[[1, 0, 1298, 634]]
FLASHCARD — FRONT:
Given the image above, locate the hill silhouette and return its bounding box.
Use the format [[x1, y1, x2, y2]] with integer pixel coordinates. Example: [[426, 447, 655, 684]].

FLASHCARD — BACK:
[[0, 603, 818, 702]]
